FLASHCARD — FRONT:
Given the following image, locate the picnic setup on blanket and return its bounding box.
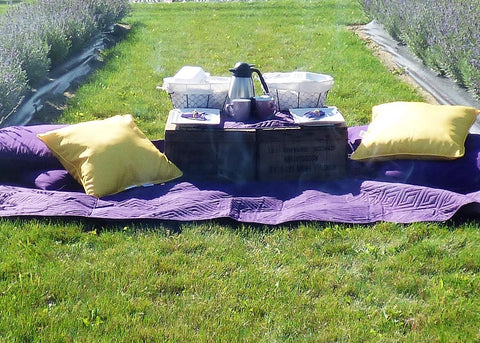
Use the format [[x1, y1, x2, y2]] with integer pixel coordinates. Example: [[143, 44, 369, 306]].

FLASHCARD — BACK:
[[1, 63, 480, 225]]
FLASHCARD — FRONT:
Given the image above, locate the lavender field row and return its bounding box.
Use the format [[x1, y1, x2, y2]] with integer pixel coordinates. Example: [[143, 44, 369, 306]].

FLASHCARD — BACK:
[[0, 0, 130, 122], [360, 0, 480, 101]]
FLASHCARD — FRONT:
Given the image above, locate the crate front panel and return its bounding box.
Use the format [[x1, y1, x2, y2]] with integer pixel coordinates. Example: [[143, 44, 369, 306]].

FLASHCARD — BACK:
[[256, 126, 347, 181], [165, 123, 347, 182], [165, 128, 256, 181]]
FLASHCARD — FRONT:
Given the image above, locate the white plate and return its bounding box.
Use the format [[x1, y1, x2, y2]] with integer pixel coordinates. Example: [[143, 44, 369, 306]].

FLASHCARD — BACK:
[[289, 106, 345, 126], [170, 108, 221, 126]]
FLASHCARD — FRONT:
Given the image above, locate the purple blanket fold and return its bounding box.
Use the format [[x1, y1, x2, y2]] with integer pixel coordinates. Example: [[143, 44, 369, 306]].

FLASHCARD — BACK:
[[1, 179, 479, 224]]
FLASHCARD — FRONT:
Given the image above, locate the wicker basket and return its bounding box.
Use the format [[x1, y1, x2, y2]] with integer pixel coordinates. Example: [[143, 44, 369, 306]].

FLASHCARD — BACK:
[[263, 72, 334, 111], [162, 76, 230, 109]]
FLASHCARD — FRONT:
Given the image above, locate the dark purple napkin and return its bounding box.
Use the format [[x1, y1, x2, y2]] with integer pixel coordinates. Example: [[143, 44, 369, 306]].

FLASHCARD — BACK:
[[221, 111, 295, 129], [180, 110, 208, 121]]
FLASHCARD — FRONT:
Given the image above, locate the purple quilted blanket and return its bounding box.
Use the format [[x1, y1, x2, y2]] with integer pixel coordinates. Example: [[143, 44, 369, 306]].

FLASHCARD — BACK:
[[1, 123, 480, 224], [1, 179, 480, 224]]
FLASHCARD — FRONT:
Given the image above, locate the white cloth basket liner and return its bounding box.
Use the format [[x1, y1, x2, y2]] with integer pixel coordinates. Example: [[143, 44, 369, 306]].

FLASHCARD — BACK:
[[263, 72, 334, 110], [162, 76, 230, 109]]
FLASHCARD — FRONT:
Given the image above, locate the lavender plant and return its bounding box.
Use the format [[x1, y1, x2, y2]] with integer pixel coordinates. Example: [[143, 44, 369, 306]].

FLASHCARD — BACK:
[[62, 1, 98, 54], [0, 48, 28, 121], [0, 0, 130, 121], [85, 0, 131, 31], [359, 0, 480, 100], [0, 4, 51, 84]]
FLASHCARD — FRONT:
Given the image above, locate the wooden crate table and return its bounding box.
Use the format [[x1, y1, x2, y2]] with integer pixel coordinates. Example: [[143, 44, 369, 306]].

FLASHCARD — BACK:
[[164, 111, 348, 182]]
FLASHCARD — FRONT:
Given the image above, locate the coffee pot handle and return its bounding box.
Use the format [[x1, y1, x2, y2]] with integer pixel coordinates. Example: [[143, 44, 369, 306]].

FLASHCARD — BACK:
[[251, 68, 269, 95]]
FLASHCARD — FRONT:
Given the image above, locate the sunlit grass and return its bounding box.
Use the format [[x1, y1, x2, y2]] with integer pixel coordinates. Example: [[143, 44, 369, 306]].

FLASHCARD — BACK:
[[62, 0, 422, 138], [1, 218, 480, 341]]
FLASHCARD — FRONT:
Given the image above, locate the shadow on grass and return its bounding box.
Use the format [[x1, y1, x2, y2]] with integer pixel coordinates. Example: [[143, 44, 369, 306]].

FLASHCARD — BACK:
[[5, 208, 479, 238]]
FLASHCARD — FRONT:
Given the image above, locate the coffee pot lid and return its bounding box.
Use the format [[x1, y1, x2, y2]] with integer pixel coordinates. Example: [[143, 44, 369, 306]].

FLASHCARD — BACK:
[[229, 62, 254, 77]]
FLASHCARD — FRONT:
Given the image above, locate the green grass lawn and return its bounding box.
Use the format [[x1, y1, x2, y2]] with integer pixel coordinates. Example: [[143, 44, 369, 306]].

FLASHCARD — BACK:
[[61, 0, 422, 136], [0, 3, 8, 14], [1, 1, 480, 341], [0, 0, 23, 14]]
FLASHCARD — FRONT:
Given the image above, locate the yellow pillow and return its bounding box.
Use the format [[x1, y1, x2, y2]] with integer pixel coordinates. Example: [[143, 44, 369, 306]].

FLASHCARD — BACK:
[[37, 115, 182, 197], [350, 102, 479, 161]]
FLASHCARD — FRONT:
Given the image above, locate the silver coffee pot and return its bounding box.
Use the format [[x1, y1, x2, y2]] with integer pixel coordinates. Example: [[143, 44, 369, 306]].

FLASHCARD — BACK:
[[227, 62, 269, 101]]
